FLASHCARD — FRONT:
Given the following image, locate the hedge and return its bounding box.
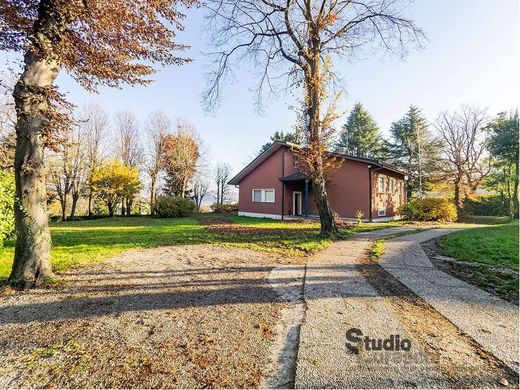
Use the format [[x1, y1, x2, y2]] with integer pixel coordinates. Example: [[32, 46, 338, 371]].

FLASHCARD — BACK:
[[399, 197, 457, 222], [156, 195, 196, 218], [210, 203, 239, 214], [463, 195, 510, 216]]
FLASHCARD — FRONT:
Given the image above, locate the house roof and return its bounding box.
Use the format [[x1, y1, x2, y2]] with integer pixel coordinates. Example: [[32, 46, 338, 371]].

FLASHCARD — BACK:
[[279, 172, 308, 182], [228, 141, 406, 185]]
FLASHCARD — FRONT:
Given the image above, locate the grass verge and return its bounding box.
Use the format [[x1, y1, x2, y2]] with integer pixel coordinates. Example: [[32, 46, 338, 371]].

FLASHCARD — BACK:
[[440, 221, 518, 269], [367, 228, 429, 261], [0, 214, 406, 284], [437, 220, 519, 302]]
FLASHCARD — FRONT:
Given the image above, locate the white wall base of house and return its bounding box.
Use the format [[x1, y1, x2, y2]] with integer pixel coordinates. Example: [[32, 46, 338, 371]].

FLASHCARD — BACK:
[[238, 211, 282, 220], [371, 215, 403, 222], [239, 211, 402, 223]]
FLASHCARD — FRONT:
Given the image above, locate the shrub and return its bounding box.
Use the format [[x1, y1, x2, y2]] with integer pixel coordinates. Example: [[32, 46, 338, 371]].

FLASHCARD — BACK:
[[210, 203, 239, 214], [398, 197, 457, 222], [156, 195, 196, 218], [463, 195, 509, 216], [0, 170, 15, 246], [355, 210, 364, 225]]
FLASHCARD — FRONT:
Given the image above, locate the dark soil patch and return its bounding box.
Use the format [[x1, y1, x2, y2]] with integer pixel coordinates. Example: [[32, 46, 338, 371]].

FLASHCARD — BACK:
[[198, 214, 236, 226], [199, 215, 317, 237], [422, 237, 519, 304]]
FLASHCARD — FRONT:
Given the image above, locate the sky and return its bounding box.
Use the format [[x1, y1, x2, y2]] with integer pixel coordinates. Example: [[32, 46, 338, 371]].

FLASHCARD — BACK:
[[1, 0, 519, 176]]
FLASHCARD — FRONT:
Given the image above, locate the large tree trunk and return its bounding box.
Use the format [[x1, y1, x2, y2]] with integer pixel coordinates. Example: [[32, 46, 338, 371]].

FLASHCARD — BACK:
[[59, 196, 67, 221], [126, 198, 133, 216], [304, 65, 340, 237], [88, 187, 93, 217], [70, 193, 79, 220], [9, 54, 59, 288], [454, 174, 464, 220], [312, 177, 339, 236], [181, 178, 187, 198], [108, 202, 114, 217]]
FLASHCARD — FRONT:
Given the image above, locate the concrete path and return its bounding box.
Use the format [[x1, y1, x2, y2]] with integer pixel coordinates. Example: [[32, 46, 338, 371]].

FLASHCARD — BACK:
[[294, 227, 519, 388], [380, 229, 519, 372], [295, 228, 446, 388]]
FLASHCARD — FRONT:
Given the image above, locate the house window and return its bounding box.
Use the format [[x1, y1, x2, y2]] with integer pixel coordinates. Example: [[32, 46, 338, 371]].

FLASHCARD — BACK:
[[378, 176, 386, 193], [252, 189, 275, 203], [253, 190, 262, 202], [378, 208, 386, 217], [389, 178, 395, 193], [264, 189, 275, 203]]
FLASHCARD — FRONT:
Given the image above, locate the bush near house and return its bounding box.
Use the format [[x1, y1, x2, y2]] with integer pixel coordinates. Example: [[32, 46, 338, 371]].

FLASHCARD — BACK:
[[211, 202, 239, 214], [463, 195, 510, 216], [0, 170, 15, 246], [156, 195, 196, 218], [399, 197, 457, 222]]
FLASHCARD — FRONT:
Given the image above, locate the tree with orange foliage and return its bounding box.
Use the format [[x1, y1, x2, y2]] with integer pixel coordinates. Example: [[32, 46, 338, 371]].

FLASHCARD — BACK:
[[1, 0, 198, 288], [162, 120, 200, 198], [205, 0, 424, 237]]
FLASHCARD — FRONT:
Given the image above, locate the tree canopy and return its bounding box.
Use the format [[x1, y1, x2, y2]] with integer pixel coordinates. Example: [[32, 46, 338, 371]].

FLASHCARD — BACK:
[[1, 0, 198, 90], [386, 105, 441, 197], [485, 110, 519, 218], [337, 103, 382, 158], [259, 130, 304, 154], [162, 122, 200, 197], [91, 160, 142, 217]]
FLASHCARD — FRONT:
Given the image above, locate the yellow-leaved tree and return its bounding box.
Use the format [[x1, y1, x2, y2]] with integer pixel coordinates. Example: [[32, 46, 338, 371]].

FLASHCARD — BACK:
[[91, 160, 142, 218]]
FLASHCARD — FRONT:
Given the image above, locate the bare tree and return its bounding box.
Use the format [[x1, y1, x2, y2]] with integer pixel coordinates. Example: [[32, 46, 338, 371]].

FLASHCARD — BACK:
[[192, 172, 210, 211], [48, 132, 75, 221], [434, 106, 490, 217], [145, 111, 170, 214], [115, 110, 143, 215], [0, 76, 16, 170], [68, 125, 87, 220], [214, 162, 232, 205], [115, 110, 143, 168], [81, 102, 109, 217], [205, 0, 423, 236], [48, 123, 86, 221]]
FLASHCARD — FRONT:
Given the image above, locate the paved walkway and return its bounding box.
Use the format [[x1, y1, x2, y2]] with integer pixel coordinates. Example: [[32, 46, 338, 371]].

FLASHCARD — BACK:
[[295, 228, 445, 388], [380, 229, 519, 372], [294, 227, 519, 388]]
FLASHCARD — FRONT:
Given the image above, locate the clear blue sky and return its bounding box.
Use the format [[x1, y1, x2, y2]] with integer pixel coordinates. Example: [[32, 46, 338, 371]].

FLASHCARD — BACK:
[[2, 0, 518, 175]]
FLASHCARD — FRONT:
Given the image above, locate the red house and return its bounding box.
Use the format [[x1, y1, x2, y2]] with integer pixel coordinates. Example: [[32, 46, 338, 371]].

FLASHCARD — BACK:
[[228, 142, 406, 221]]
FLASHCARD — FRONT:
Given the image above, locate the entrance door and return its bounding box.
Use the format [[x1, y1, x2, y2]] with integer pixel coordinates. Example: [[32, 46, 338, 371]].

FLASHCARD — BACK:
[[293, 191, 302, 216]]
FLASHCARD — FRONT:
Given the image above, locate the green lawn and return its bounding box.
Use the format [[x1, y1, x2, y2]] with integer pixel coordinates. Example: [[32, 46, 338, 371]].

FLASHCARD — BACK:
[[439, 220, 518, 302], [0, 215, 404, 283], [461, 215, 514, 225], [440, 221, 519, 269]]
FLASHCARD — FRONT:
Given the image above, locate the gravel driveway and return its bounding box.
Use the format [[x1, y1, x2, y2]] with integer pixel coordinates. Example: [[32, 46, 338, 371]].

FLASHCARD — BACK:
[[0, 245, 298, 388], [1, 228, 517, 389]]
